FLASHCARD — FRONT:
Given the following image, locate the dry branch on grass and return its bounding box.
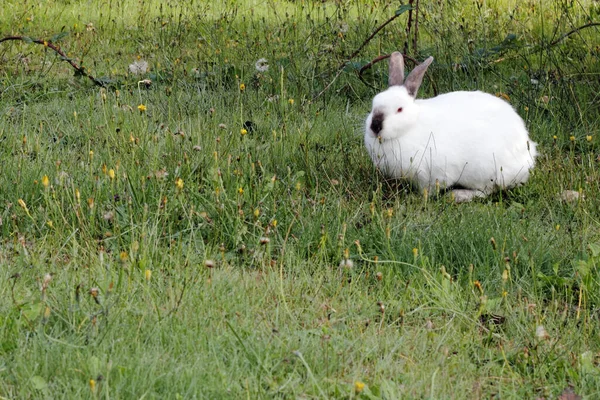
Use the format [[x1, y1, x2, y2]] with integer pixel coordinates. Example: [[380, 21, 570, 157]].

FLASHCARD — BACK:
[[0, 35, 105, 87]]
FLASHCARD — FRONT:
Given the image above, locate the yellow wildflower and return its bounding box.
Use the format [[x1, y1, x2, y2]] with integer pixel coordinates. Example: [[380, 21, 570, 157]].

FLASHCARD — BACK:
[[145, 269, 152, 281], [239, 83, 245, 91], [354, 381, 365, 394], [18, 199, 28, 212], [137, 104, 147, 112], [108, 169, 115, 179], [175, 177, 184, 190], [240, 128, 248, 136], [42, 175, 50, 188]]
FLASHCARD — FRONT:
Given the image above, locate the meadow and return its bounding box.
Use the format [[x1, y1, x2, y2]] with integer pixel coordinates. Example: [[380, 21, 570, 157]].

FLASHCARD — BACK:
[[1, 0, 600, 398]]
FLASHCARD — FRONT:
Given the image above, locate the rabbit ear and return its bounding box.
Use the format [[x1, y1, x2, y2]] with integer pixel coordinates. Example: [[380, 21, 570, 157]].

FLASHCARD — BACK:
[[388, 52, 405, 87], [404, 56, 433, 97]]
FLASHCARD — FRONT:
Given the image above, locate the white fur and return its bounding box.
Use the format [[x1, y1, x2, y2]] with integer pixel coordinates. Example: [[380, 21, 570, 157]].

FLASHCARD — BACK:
[[365, 85, 537, 199]]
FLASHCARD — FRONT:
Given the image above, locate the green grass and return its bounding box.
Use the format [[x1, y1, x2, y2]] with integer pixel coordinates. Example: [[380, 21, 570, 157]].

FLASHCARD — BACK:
[[1, 0, 600, 398]]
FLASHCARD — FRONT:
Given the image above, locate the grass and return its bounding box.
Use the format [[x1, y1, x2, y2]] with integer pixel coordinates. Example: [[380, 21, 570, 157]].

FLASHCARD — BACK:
[[1, 0, 600, 398]]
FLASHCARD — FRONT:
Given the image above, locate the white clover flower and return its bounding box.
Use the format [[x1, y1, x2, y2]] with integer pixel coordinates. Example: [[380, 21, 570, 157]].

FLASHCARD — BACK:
[[255, 58, 269, 72]]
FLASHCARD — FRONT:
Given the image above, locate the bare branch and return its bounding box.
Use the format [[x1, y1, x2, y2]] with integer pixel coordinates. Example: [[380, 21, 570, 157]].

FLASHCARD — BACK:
[[313, 11, 407, 100], [550, 22, 600, 46], [0, 35, 105, 87]]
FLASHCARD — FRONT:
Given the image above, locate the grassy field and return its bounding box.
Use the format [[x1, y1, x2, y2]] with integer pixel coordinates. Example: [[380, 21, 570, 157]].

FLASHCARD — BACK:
[[1, 0, 600, 398]]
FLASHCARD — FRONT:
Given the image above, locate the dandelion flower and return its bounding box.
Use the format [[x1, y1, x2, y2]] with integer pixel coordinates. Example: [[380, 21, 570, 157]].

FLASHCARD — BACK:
[[17, 199, 29, 212], [237, 187, 244, 195], [240, 128, 248, 136], [137, 104, 147, 113], [239, 83, 246, 91], [288, 98, 294, 105], [255, 58, 269, 72], [139, 79, 152, 88], [175, 177, 184, 190], [42, 175, 50, 188], [129, 60, 149, 75], [108, 169, 116, 179], [145, 269, 152, 281], [102, 211, 114, 221], [354, 381, 365, 394], [586, 135, 593, 142], [569, 135, 575, 142], [536, 325, 550, 340]]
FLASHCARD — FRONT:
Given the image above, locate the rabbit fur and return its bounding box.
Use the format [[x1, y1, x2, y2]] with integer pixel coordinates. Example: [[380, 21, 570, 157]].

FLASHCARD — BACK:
[[365, 52, 538, 202]]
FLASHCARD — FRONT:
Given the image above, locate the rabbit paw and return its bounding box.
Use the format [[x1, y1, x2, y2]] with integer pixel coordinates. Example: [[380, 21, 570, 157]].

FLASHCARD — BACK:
[[451, 189, 486, 203]]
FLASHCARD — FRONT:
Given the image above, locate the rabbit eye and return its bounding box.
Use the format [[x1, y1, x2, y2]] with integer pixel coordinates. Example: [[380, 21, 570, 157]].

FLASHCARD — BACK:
[[397, 107, 403, 113]]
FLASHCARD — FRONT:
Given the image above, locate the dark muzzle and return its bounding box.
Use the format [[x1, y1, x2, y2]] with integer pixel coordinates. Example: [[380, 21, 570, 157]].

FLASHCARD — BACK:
[[370, 113, 384, 135]]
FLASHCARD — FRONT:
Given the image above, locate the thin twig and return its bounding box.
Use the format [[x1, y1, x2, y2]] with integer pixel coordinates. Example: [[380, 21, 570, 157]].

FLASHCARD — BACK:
[[549, 22, 600, 46], [167, 276, 188, 317], [0, 35, 105, 87], [412, 0, 420, 54], [312, 68, 345, 101], [313, 11, 406, 100], [404, 0, 415, 55], [345, 11, 405, 68]]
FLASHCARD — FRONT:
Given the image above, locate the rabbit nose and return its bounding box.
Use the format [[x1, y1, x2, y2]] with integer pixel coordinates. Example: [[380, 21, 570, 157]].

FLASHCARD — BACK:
[[370, 113, 384, 135]]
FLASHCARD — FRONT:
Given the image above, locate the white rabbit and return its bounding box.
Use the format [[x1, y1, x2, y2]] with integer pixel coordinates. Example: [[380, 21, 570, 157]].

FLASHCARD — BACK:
[[365, 52, 538, 202]]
